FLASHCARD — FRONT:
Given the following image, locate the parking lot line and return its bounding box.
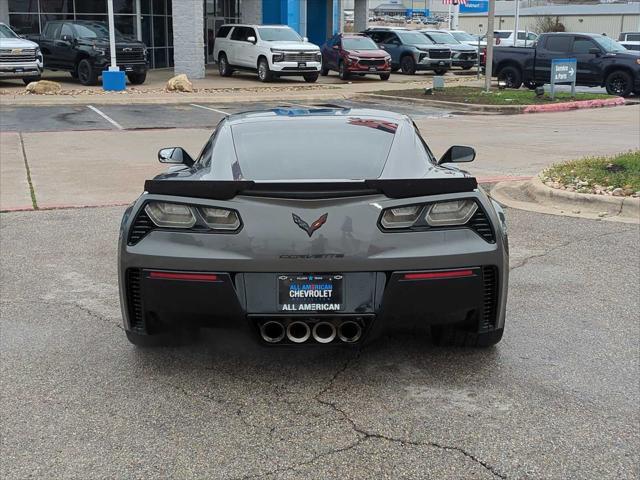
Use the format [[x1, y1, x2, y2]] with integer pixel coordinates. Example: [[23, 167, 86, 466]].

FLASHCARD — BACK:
[[190, 104, 230, 115], [87, 105, 124, 130]]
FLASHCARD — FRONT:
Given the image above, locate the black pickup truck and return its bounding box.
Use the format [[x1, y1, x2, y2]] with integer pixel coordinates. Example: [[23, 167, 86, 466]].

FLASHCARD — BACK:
[[492, 32, 640, 97], [30, 20, 148, 86]]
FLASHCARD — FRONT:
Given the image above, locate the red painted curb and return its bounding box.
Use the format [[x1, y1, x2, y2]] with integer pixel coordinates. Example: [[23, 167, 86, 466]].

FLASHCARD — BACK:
[[478, 175, 532, 184], [522, 97, 625, 114], [0, 205, 35, 212]]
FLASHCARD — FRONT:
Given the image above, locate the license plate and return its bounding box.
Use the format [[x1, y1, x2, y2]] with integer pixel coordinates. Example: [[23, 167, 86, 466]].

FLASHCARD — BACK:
[[369, 67, 376, 71], [125, 66, 133, 71], [298, 62, 306, 68], [278, 274, 343, 312], [439, 61, 445, 66]]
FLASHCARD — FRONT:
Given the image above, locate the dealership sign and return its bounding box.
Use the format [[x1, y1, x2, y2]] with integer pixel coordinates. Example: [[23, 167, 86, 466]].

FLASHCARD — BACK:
[[459, 0, 489, 14], [550, 58, 577, 99]]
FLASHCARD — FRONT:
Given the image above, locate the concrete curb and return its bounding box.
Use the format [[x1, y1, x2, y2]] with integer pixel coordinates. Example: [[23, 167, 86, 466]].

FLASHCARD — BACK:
[[490, 177, 639, 224], [522, 97, 626, 113]]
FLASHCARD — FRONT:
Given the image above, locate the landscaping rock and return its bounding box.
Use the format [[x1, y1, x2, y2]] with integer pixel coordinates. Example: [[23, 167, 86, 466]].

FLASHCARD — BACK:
[[25, 80, 62, 95], [166, 74, 193, 92], [612, 188, 624, 197]]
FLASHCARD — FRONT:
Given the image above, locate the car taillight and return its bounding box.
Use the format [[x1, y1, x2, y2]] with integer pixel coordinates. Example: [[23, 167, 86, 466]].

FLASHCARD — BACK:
[[200, 207, 241, 230], [380, 205, 422, 229], [145, 202, 196, 228], [425, 200, 477, 226]]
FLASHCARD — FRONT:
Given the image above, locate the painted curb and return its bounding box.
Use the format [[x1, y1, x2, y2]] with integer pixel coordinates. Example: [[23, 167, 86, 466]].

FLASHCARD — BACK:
[[522, 97, 625, 113]]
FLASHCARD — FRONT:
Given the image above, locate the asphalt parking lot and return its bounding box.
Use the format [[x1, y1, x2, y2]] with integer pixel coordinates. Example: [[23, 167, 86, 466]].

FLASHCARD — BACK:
[[1, 205, 638, 479]]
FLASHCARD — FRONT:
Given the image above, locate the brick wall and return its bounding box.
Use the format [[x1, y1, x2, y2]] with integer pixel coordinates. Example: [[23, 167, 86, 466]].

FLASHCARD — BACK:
[[172, 0, 205, 79]]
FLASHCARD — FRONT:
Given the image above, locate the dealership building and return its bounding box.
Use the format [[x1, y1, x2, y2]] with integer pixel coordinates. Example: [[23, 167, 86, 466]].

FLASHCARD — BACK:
[[1, 1, 374, 78]]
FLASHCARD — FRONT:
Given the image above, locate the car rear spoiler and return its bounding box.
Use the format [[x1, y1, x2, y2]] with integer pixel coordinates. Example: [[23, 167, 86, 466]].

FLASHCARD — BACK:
[[144, 177, 478, 200]]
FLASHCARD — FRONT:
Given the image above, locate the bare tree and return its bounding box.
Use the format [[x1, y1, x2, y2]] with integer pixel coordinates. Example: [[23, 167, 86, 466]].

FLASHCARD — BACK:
[[535, 16, 566, 33]]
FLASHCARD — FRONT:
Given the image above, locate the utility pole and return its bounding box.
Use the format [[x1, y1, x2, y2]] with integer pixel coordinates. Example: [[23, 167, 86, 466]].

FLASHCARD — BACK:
[[107, 0, 117, 71], [452, 1, 460, 30], [513, 0, 520, 47], [484, 0, 495, 92]]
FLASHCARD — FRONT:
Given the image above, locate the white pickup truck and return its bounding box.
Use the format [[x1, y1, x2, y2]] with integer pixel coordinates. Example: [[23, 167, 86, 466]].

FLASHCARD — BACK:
[[0, 23, 43, 84], [214, 24, 322, 83]]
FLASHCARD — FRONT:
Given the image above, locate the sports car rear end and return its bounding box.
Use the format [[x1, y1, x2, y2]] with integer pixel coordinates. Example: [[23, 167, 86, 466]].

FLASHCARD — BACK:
[[118, 108, 508, 348]]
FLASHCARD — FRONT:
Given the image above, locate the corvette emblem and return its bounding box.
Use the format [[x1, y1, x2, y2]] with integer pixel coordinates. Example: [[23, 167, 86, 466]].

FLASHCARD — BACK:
[[292, 213, 328, 237]]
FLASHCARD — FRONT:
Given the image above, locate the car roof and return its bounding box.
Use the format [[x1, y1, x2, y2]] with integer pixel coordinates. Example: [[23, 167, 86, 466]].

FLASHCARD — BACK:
[[225, 107, 406, 126]]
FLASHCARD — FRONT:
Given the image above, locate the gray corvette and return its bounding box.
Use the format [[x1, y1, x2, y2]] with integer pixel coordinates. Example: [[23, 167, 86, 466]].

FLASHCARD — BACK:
[[118, 107, 508, 348]]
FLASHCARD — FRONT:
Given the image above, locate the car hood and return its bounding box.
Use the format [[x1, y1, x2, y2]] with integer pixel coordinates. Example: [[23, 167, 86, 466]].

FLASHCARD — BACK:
[[445, 43, 476, 52], [0, 37, 39, 49], [607, 50, 640, 58], [346, 49, 388, 58], [77, 38, 146, 49], [265, 41, 320, 51], [413, 43, 447, 50]]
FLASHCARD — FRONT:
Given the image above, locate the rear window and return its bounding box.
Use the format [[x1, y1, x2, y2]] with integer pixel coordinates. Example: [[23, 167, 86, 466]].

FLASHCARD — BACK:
[[626, 34, 640, 42], [231, 118, 397, 180], [216, 26, 232, 38], [494, 32, 511, 39]]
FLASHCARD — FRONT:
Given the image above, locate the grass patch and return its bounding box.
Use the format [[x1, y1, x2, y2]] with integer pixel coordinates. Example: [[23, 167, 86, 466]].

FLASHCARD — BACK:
[[373, 86, 613, 105], [542, 151, 640, 196]]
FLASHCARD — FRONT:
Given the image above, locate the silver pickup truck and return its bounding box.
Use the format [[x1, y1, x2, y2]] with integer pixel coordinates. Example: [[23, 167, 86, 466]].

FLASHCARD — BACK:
[[0, 23, 43, 84]]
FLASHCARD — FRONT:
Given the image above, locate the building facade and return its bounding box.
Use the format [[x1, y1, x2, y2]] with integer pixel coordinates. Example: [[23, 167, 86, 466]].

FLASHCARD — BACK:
[[2, 0, 359, 76]]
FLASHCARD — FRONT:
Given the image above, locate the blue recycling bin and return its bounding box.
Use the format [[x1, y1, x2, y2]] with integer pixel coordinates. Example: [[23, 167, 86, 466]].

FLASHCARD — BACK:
[[102, 70, 126, 91]]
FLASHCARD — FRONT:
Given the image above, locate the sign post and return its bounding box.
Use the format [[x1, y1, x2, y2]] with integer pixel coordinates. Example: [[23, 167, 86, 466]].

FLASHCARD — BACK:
[[550, 58, 577, 100], [102, 0, 126, 91]]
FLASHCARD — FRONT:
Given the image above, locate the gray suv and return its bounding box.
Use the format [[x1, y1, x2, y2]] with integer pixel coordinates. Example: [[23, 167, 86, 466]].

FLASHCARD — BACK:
[[363, 28, 451, 75]]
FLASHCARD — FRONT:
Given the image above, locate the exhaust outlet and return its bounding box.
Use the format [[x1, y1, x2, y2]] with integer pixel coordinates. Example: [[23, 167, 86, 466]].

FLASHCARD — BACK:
[[337, 321, 362, 343], [312, 321, 336, 344], [286, 321, 311, 343], [260, 321, 285, 343]]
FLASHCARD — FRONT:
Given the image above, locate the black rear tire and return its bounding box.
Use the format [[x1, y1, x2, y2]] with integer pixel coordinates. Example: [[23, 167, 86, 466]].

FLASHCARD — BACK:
[[320, 66, 329, 76], [605, 70, 633, 97], [304, 73, 319, 83], [77, 58, 98, 86], [218, 53, 233, 77], [461, 65, 473, 70], [379, 73, 390, 81], [126, 72, 147, 85], [257, 57, 273, 82], [400, 55, 416, 75], [433, 68, 448, 76], [22, 76, 41, 85], [391, 66, 400, 73], [338, 61, 350, 80], [497, 65, 522, 89], [125, 329, 198, 347], [432, 326, 504, 348]]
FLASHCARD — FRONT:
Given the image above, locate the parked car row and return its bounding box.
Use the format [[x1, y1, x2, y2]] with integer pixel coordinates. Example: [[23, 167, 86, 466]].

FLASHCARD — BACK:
[[0, 20, 148, 86]]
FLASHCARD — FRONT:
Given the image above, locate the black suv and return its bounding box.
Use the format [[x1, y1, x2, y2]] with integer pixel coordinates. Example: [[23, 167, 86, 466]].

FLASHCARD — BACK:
[[33, 20, 148, 86], [363, 28, 451, 75]]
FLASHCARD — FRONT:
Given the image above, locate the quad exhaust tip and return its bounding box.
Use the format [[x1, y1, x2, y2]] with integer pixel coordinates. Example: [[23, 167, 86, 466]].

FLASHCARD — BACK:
[[312, 321, 337, 344], [286, 321, 311, 343], [337, 320, 362, 343], [260, 321, 285, 343]]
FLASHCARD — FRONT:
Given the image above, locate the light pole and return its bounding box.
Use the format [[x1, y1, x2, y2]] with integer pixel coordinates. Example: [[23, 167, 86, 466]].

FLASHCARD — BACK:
[[484, 0, 495, 92]]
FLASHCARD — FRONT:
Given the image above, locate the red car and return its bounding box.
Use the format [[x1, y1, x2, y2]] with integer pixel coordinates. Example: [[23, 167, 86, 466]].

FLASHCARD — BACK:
[[321, 33, 391, 81]]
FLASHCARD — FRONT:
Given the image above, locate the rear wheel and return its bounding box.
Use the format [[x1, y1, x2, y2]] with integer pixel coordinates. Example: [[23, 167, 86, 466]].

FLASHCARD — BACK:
[[433, 67, 448, 76], [257, 57, 273, 82], [77, 58, 98, 86], [461, 65, 473, 71], [400, 55, 416, 75], [605, 70, 633, 97], [321, 65, 329, 76], [379, 73, 390, 81], [218, 53, 233, 77], [391, 66, 400, 73], [303, 73, 319, 83], [127, 72, 147, 85], [497, 65, 522, 89], [338, 61, 350, 80], [22, 76, 41, 85], [432, 326, 504, 348]]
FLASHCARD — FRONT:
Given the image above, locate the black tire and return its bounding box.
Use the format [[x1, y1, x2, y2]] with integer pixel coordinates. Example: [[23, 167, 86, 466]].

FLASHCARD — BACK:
[[432, 326, 504, 348], [461, 65, 473, 71], [320, 66, 329, 76], [303, 73, 319, 83], [125, 328, 198, 347], [391, 66, 400, 73], [400, 55, 416, 75], [525, 81, 543, 90], [77, 58, 98, 86], [257, 57, 273, 82], [126, 72, 147, 85], [70, 70, 78, 79], [218, 53, 233, 77], [379, 73, 390, 81], [338, 61, 350, 80], [497, 65, 522, 89], [22, 76, 41, 85], [433, 68, 448, 76], [605, 70, 633, 97]]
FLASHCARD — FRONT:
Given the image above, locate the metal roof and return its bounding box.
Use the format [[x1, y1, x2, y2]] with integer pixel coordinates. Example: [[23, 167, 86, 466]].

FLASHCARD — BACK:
[[462, 3, 640, 16], [372, 3, 408, 12]]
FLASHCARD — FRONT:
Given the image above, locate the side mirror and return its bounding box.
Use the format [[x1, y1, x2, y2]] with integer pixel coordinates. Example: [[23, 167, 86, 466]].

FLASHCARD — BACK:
[[438, 145, 476, 164], [158, 147, 194, 166], [588, 47, 601, 56], [247, 35, 256, 43], [61, 34, 73, 43]]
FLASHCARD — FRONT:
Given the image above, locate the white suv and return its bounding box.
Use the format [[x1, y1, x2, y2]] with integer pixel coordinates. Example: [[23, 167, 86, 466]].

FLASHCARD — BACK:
[[0, 23, 44, 84], [214, 24, 322, 83]]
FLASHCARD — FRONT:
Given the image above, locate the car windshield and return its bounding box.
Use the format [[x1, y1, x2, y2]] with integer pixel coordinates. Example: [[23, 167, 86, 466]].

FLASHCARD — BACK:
[[258, 27, 301, 42], [342, 37, 379, 50], [230, 117, 397, 180], [425, 31, 460, 44], [73, 22, 126, 40], [451, 31, 477, 42], [398, 31, 431, 45], [0, 24, 18, 39], [594, 36, 628, 53], [494, 32, 511, 39]]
